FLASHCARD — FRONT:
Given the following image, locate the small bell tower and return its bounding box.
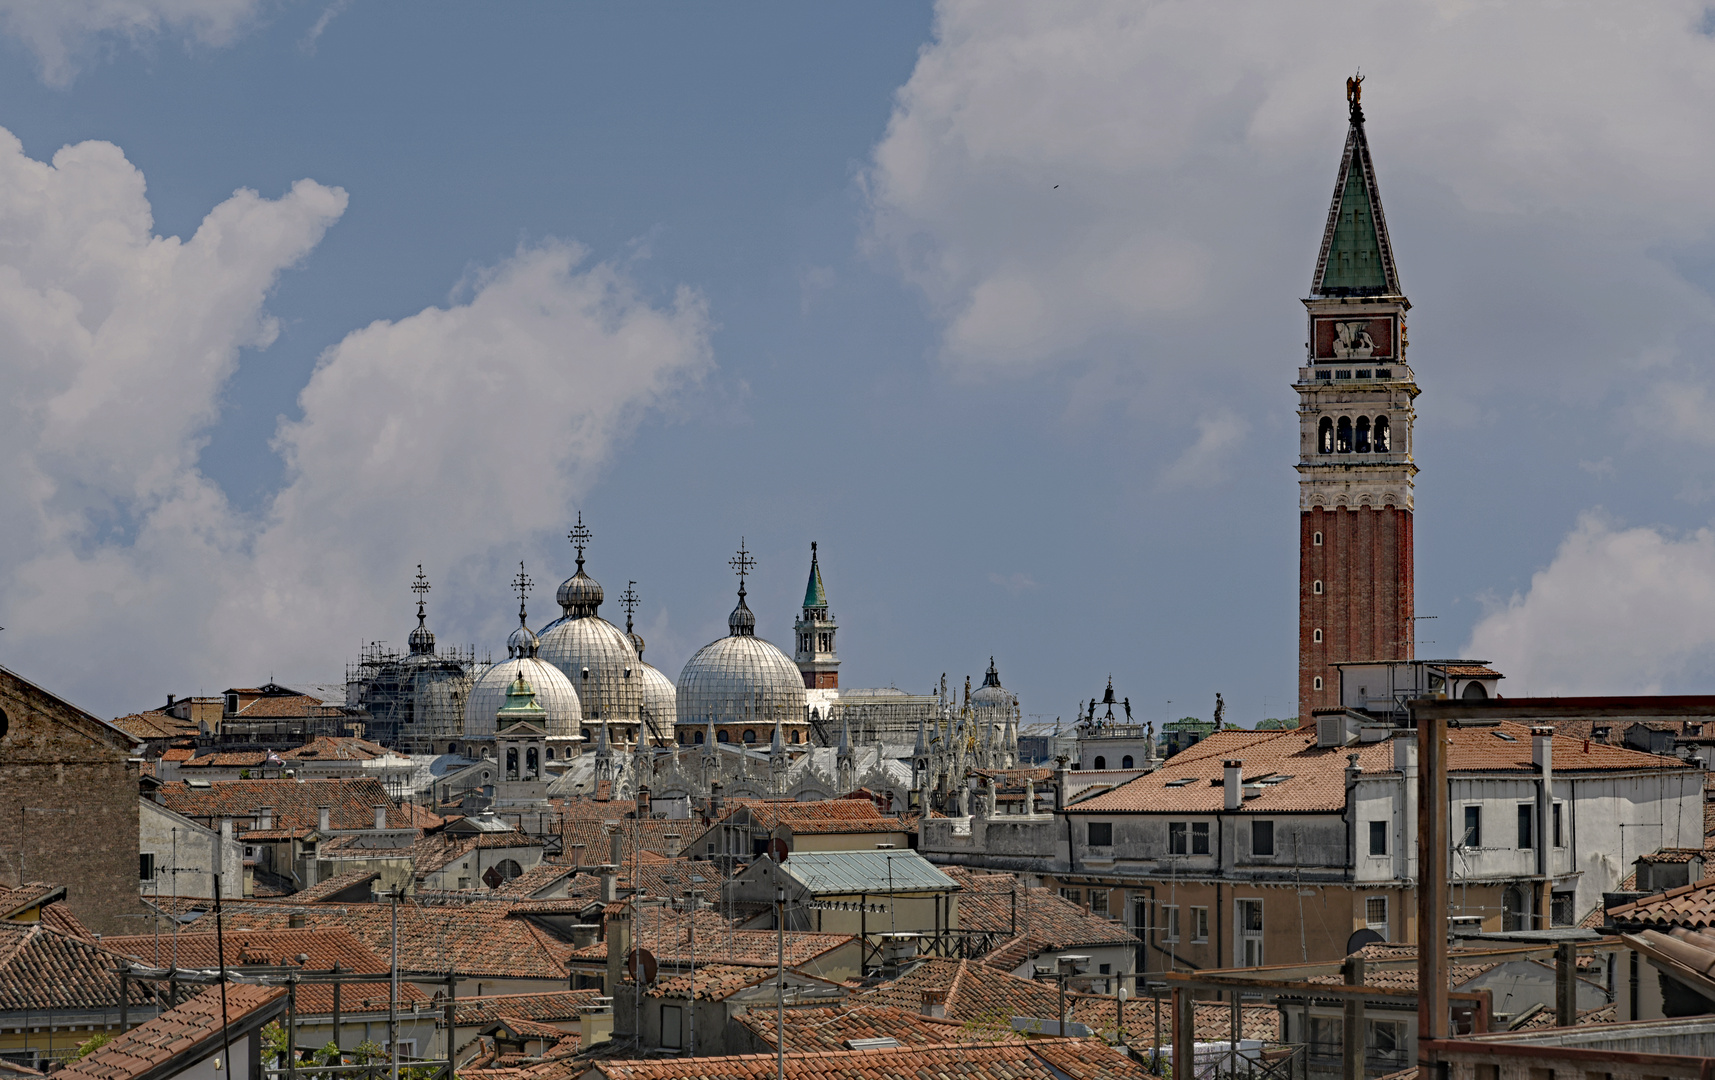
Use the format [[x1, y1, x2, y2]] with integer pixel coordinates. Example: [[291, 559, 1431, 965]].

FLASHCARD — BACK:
[[793, 542, 839, 689], [1296, 75, 1418, 720]]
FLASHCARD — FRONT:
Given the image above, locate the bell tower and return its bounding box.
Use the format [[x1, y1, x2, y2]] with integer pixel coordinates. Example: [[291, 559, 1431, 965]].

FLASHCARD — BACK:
[[794, 542, 839, 689], [1297, 77, 1417, 720]]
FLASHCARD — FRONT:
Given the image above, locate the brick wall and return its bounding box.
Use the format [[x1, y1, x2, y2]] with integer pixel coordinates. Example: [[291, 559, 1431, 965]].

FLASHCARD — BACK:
[[0, 667, 145, 934], [1299, 506, 1414, 718]]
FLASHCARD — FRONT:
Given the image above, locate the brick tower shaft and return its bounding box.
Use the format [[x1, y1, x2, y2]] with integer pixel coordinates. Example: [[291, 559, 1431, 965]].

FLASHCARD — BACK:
[[1296, 80, 1417, 720]]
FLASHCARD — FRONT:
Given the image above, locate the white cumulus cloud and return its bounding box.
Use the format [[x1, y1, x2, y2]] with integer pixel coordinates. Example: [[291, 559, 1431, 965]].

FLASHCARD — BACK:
[[0, 0, 261, 84], [1465, 513, 1715, 695], [0, 128, 714, 713]]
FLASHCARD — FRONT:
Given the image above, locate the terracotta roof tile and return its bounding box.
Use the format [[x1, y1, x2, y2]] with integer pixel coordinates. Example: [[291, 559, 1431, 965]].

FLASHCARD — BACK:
[[1607, 878, 1715, 927], [950, 872, 1138, 959], [281, 737, 389, 761], [101, 928, 425, 1016], [452, 991, 601, 1027], [145, 898, 572, 981], [586, 1038, 1153, 1080], [1073, 723, 1688, 815], [738, 1003, 1025, 1051], [56, 985, 284, 1080], [0, 922, 152, 1011], [157, 778, 418, 833]]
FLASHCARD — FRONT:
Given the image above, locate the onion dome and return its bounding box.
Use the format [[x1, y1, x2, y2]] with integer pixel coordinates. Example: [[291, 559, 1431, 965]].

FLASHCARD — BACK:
[[465, 659, 580, 738], [537, 517, 642, 723], [676, 541, 804, 729], [408, 564, 436, 656]]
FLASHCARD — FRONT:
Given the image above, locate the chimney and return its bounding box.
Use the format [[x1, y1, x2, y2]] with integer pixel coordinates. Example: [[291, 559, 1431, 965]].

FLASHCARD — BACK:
[[316, 805, 330, 833], [608, 828, 623, 867], [605, 905, 631, 998], [1532, 726, 1554, 772], [259, 806, 275, 830], [219, 818, 234, 845], [636, 786, 651, 818], [167, 694, 176, 707], [571, 843, 587, 870], [664, 833, 682, 859], [600, 864, 618, 903], [921, 989, 948, 1019], [709, 782, 723, 818], [373, 805, 387, 831], [1223, 760, 1243, 811], [1345, 753, 1363, 787], [289, 912, 306, 929]]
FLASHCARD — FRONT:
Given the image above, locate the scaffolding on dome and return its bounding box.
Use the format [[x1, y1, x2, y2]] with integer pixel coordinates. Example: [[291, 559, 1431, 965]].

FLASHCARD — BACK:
[[343, 640, 480, 753]]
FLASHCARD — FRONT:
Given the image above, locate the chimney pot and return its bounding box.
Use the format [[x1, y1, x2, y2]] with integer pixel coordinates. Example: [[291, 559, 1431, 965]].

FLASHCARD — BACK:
[[373, 804, 387, 831], [1532, 727, 1554, 771], [259, 806, 275, 830], [317, 805, 330, 833], [1223, 760, 1243, 811], [664, 833, 682, 859]]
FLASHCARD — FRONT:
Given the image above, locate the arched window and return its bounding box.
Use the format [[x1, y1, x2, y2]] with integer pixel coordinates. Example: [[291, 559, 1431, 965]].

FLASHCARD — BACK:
[[1313, 677, 1323, 691], [447, 742, 459, 756], [526, 747, 539, 776], [791, 731, 801, 744], [581, 727, 592, 742], [694, 731, 705, 745], [1335, 417, 1352, 453], [1373, 415, 1390, 452], [1502, 886, 1527, 932], [1122, 755, 1134, 769], [1355, 416, 1371, 453], [717, 730, 729, 743], [743, 729, 757, 744], [506, 748, 518, 777], [494, 859, 523, 883], [1461, 681, 1488, 701], [1318, 416, 1334, 454], [1093, 755, 1106, 770], [545, 747, 555, 760], [1313, 629, 1323, 643]]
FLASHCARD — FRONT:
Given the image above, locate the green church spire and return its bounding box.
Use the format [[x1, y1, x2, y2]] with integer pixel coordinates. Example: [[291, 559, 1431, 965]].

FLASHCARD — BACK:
[[1311, 75, 1401, 299], [803, 541, 827, 611]]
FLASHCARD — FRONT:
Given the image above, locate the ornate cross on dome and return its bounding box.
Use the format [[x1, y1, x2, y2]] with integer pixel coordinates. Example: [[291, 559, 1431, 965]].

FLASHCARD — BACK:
[[568, 512, 592, 573], [412, 564, 431, 625], [512, 562, 533, 624], [619, 581, 639, 634], [729, 539, 755, 597]]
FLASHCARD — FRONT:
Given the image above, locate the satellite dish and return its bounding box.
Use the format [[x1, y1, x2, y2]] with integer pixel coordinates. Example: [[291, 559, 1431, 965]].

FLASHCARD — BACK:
[[626, 947, 658, 984], [1346, 928, 1384, 955], [766, 838, 790, 863]]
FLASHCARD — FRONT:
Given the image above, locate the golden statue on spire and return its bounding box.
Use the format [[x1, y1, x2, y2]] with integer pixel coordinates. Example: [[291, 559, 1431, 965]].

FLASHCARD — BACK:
[[1346, 72, 1363, 106]]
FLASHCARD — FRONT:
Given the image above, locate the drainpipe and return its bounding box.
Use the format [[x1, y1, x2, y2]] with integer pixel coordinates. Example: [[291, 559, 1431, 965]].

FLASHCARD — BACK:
[[1345, 754, 1362, 883], [1395, 732, 1418, 886], [1533, 727, 1554, 927]]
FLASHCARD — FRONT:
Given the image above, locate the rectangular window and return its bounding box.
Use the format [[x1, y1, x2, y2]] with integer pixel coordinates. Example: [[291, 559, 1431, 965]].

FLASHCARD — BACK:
[[1551, 892, 1574, 928], [660, 1004, 682, 1049], [1462, 806, 1482, 848], [1162, 905, 1181, 942], [1367, 1020, 1405, 1063], [1192, 906, 1209, 942], [1517, 804, 1534, 849], [1087, 822, 1113, 847], [1365, 896, 1388, 931], [1191, 821, 1210, 855], [139, 853, 156, 881], [1090, 891, 1110, 917], [1553, 802, 1564, 847], [1369, 820, 1388, 856], [1060, 888, 1082, 905], [1308, 1017, 1343, 1059], [1252, 821, 1274, 856], [1169, 822, 1188, 855]]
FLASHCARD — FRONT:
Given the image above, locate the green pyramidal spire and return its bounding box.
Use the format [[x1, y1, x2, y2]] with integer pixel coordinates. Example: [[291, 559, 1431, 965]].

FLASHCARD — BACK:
[[803, 541, 827, 610], [1312, 86, 1401, 299]]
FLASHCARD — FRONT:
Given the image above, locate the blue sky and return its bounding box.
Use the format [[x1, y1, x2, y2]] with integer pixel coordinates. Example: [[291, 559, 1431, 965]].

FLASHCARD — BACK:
[[7, 2, 1715, 722]]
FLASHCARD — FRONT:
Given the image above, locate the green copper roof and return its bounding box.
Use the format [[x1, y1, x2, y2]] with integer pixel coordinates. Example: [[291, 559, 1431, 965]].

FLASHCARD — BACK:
[[495, 671, 547, 721], [803, 544, 826, 610], [1312, 113, 1401, 298]]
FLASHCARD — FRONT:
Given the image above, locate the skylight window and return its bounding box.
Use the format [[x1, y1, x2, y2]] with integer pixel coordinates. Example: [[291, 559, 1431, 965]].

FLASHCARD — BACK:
[[1492, 731, 1517, 742], [1165, 778, 1197, 788]]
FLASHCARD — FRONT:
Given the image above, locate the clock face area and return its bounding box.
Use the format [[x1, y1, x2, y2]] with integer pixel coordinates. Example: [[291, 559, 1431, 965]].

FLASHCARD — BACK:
[[1312, 316, 1396, 362]]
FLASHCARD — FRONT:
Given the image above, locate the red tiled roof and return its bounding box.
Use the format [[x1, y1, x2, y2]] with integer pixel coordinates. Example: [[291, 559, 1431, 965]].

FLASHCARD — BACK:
[[147, 898, 572, 981], [56, 985, 284, 1080], [288, 870, 380, 901], [100, 928, 426, 1016], [161, 748, 195, 762], [1607, 878, 1715, 927], [409, 830, 542, 877], [645, 965, 779, 1001], [111, 714, 200, 740], [232, 695, 333, 718], [38, 901, 95, 941], [489, 1016, 567, 1039], [0, 922, 153, 1011], [950, 871, 1138, 958], [156, 778, 418, 832], [1072, 722, 1688, 814], [452, 991, 601, 1027], [738, 1003, 1025, 1052], [0, 881, 67, 919], [570, 909, 852, 972], [586, 1038, 1152, 1080]]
